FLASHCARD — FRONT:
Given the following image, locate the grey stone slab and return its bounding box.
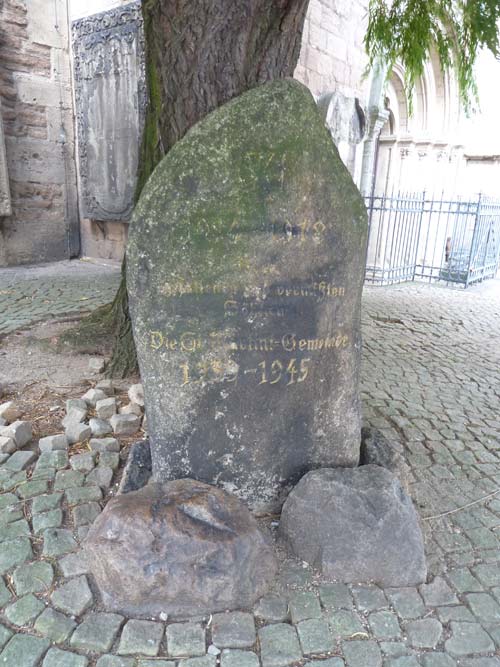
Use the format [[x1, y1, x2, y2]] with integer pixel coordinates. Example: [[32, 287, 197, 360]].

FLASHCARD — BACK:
[[320, 583, 353, 609], [89, 438, 120, 453], [211, 612, 255, 649], [328, 610, 365, 638], [304, 660, 344, 667], [420, 576, 459, 605], [465, 592, 500, 623], [58, 551, 89, 577], [13, 560, 54, 595], [459, 659, 500, 667], [86, 465, 113, 488], [17, 479, 50, 499], [436, 605, 475, 622], [43, 528, 77, 556], [96, 657, 135, 667], [386, 588, 425, 619], [297, 618, 335, 655], [4, 593, 45, 626], [385, 658, 420, 667], [32, 493, 63, 514], [342, 640, 382, 667], [4, 450, 36, 471], [36, 451, 68, 470], [421, 654, 457, 667], [352, 585, 387, 611], [0, 578, 11, 606], [167, 622, 205, 657], [368, 611, 401, 639], [65, 486, 103, 504], [0, 493, 19, 509], [139, 661, 176, 667], [42, 648, 88, 667], [72, 502, 101, 527], [379, 642, 411, 657], [99, 452, 120, 469], [178, 658, 215, 667], [34, 607, 77, 643], [0, 626, 11, 651], [405, 618, 442, 648], [118, 619, 164, 656], [445, 622, 495, 656], [0, 536, 32, 573], [0, 518, 30, 541], [254, 596, 289, 622], [473, 563, 500, 588], [51, 575, 94, 616], [54, 470, 85, 490], [447, 568, 485, 593], [70, 453, 95, 473], [258, 623, 302, 667], [220, 649, 260, 667], [33, 509, 63, 534], [289, 591, 322, 623], [71, 612, 124, 652], [0, 634, 50, 666]]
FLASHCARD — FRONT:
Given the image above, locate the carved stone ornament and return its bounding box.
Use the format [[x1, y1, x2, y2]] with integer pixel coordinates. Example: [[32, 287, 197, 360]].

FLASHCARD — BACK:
[[71, 1, 147, 221], [0, 99, 12, 217]]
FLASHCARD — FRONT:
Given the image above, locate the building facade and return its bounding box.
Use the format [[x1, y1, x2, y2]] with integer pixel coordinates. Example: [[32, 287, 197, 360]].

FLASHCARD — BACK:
[[0, 0, 497, 266]]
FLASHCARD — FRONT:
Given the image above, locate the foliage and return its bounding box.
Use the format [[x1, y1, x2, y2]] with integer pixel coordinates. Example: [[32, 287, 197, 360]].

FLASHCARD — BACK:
[[365, 0, 500, 111]]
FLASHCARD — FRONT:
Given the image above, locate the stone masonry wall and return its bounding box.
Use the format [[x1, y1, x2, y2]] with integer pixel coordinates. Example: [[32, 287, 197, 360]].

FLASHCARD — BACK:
[[295, 0, 369, 100], [0, 0, 78, 267]]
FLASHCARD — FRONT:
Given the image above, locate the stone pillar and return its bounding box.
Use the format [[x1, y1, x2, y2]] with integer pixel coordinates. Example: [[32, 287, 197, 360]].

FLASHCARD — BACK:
[[359, 106, 390, 196]]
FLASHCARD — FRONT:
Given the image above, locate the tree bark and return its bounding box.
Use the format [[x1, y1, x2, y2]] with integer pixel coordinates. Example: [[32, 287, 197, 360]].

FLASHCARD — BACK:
[[106, 0, 309, 377]]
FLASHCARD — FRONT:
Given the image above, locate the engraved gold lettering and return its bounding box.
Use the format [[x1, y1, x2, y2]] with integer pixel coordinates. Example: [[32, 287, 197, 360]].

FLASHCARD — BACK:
[[150, 331, 164, 350], [282, 333, 296, 352], [180, 332, 200, 352]]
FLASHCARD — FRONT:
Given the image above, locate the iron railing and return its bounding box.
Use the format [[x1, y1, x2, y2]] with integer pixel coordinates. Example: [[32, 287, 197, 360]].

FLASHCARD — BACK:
[[364, 192, 500, 287]]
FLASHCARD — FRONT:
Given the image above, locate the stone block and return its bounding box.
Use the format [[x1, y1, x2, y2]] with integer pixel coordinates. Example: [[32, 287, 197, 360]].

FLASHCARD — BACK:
[[0, 437, 15, 454], [96, 397, 117, 420], [1, 420, 32, 447], [117, 619, 164, 656], [211, 612, 255, 649], [39, 434, 69, 452], [110, 413, 141, 435], [65, 422, 92, 445]]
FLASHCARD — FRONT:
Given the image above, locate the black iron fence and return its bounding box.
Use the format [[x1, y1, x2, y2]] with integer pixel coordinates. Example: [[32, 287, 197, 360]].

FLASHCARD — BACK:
[[364, 192, 500, 287]]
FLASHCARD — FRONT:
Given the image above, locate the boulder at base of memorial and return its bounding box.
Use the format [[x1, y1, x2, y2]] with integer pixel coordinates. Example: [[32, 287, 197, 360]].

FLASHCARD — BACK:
[[279, 465, 427, 587], [85, 479, 277, 618], [127, 79, 367, 511]]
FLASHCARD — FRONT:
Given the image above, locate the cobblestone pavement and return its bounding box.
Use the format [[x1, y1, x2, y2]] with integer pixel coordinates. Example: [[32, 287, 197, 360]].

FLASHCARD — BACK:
[[0, 276, 499, 666], [0, 260, 121, 336]]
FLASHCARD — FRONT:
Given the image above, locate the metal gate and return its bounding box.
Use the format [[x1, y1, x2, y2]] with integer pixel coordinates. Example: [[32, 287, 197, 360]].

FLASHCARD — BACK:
[[364, 192, 500, 287]]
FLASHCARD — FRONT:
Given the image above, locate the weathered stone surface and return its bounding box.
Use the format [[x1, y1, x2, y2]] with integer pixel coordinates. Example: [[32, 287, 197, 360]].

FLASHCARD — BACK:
[[1, 420, 32, 447], [119, 440, 152, 493], [0, 437, 15, 455], [360, 427, 411, 494], [280, 465, 426, 586], [89, 418, 113, 437], [96, 398, 117, 420], [82, 388, 107, 407], [110, 413, 141, 435], [85, 479, 277, 617], [39, 435, 69, 453], [127, 79, 367, 510], [65, 422, 92, 445], [128, 383, 144, 406]]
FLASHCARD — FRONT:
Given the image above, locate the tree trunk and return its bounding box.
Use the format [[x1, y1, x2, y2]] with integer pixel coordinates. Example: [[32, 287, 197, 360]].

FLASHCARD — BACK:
[[105, 0, 309, 377]]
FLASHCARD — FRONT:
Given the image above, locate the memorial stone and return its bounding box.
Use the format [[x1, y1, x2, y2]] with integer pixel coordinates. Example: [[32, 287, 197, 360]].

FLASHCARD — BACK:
[[127, 79, 367, 510]]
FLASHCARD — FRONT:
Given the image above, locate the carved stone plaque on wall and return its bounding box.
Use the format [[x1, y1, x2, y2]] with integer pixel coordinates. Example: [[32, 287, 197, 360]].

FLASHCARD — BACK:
[[72, 1, 146, 221], [0, 99, 12, 218]]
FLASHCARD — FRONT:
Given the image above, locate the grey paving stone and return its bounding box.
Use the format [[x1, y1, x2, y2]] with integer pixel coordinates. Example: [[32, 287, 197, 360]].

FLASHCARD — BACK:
[[0, 536, 32, 573], [139, 661, 176, 667], [70, 453, 95, 473], [72, 502, 101, 527], [42, 528, 77, 556], [258, 623, 302, 667], [352, 585, 387, 611], [304, 659, 344, 667], [464, 527, 498, 549], [12, 560, 54, 595], [4, 450, 36, 471], [406, 618, 442, 648], [71, 612, 124, 652], [436, 605, 475, 622], [220, 649, 260, 667], [118, 619, 164, 656], [328, 610, 365, 638], [473, 563, 500, 588], [0, 518, 30, 541], [420, 576, 459, 605], [51, 575, 94, 616], [65, 486, 103, 504], [4, 593, 45, 626], [0, 493, 19, 510], [386, 588, 425, 619], [445, 622, 495, 656], [421, 654, 457, 667], [297, 618, 335, 655], [36, 451, 68, 470], [0, 578, 11, 606], [31, 467, 56, 482], [99, 451, 120, 469], [342, 640, 382, 667], [17, 479, 50, 499], [59, 551, 89, 577], [33, 508, 63, 534], [459, 659, 500, 667], [289, 591, 322, 623], [368, 611, 401, 639], [465, 592, 500, 622], [178, 658, 215, 667], [32, 493, 63, 514], [96, 657, 135, 667], [0, 626, 12, 651], [89, 438, 120, 453], [320, 583, 353, 609], [211, 612, 255, 649], [385, 657, 420, 667], [0, 470, 25, 492], [167, 622, 205, 657], [447, 568, 484, 593], [254, 596, 289, 622], [34, 607, 77, 643], [0, 634, 50, 666], [42, 648, 88, 667], [279, 562, 312, 588], [54, 470, 85, 491], [0, 505, 23, 526], [86, 465, 113, 488]]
